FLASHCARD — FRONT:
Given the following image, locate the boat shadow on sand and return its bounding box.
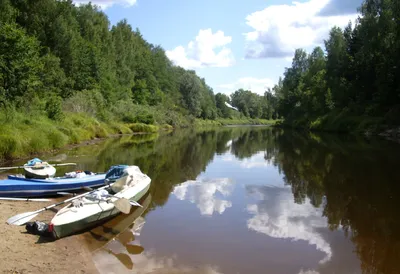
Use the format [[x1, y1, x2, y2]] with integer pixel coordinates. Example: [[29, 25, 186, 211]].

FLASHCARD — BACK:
[[31, 192, 152, 253]]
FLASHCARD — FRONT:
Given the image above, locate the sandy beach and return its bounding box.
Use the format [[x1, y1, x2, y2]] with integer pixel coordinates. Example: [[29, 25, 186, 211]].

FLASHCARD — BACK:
[[0, 199, 97, 274]]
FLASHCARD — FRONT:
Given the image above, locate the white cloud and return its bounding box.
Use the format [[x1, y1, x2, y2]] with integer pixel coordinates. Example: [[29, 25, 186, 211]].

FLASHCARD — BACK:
[[172, 178, 235, 216], [246, 185, 332, 266], [218, 77, 274, 95], [238, 152, 274, 169], [244, 0, 359, 59], [73, 0, 137, 9], [166, 29, 235, 69]]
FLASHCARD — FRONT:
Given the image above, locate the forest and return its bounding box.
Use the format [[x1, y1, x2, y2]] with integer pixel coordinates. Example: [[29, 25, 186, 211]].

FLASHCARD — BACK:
[[0, 0, 399, 159], [273, 0, 400, 132], [0, 0, 273, 159], [0, 0, 276, 126]]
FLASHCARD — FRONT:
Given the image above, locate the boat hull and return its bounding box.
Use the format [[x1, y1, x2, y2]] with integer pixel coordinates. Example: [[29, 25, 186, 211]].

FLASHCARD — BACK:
[[52, 182, 151, 239], [24, 165, 56, 179], [0, 174, 106, 197]]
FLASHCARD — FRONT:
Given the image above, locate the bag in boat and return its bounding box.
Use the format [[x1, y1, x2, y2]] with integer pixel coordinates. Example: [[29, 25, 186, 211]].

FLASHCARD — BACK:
[[25, 221, 52, 237], [85, 189, 109, 201], [106, 165, 149, 193], [26, 158, 43, 166]]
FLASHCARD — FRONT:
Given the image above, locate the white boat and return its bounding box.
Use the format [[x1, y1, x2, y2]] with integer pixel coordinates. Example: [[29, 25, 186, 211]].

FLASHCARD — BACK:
[[49, 165, 151, 239], [23, 158, 56, 179]]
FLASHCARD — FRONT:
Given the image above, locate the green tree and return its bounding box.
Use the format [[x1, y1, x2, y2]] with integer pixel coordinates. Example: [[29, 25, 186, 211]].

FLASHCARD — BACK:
[[179, 71, 202, 117], [215, 93, 231, 118], [0, 23, 42, 102]]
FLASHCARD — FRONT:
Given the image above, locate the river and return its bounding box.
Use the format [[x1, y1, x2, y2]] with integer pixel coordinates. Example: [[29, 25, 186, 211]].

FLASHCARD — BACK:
[[6, 126, 400, 274]]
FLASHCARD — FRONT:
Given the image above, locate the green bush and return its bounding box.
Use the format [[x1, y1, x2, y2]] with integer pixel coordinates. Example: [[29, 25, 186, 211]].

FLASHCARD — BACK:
[[0, 135, 19, 159], [134, 112, 155, 124], [45, 96, 64, 121], [122, 114, 136, 123], [129, 123, 158, 133]]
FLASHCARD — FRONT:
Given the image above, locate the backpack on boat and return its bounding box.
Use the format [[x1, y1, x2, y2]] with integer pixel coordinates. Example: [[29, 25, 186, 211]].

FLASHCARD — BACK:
[[25, 221, 52, 237]]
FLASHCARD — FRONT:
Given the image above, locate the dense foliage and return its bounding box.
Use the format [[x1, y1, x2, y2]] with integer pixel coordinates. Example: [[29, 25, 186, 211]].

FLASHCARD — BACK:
[[1, 0, 397, 136], [273, 0, 400, 129], [0, 0, 231, 126]]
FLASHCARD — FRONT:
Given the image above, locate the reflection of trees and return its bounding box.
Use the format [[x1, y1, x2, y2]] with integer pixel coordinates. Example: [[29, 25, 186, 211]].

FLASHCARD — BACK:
[[272, 130, 400, 274], [62, 127, 258, 208], [60, 126, 400, 273], [230, 127, 281, 161]]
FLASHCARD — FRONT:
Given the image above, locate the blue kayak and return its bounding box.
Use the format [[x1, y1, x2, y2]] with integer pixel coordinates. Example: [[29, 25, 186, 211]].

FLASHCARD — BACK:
[[0, 173, 106, 197]]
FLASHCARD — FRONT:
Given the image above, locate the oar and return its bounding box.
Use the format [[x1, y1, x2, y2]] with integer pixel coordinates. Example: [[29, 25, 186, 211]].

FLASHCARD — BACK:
[[129, 200, 143, 208], [7, 175, 128, 226], [7, 183, 112, 226], [126, 243, 144, 255], [0, 163, 77, 171], [56, 192, 77, 196], [0, 197, 52, 202], [111, 198, 131, 214]]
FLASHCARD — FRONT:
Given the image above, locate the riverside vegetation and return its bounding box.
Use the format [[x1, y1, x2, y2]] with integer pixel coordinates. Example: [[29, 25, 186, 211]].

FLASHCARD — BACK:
[[1, 0, 398, 160], [272, 0, 400, 135], [0, 0, 275, 160]]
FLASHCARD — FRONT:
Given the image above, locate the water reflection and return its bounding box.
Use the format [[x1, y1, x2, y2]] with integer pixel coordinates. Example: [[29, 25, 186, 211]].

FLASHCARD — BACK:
[[33, 126, 400, 273], [83, 193, 151, 273], [172, 178, 235, 216], [246, 185, 331, 264]]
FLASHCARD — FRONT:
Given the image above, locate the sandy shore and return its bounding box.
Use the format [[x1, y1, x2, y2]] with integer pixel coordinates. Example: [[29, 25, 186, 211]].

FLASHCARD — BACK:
[[0, 199, 98, 274]]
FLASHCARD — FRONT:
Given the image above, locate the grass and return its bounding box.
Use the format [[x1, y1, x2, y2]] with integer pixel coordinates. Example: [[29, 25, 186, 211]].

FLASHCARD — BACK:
[[128, 123, 158, 133], [277, 109, 387, 135], [0, 111, 164, 161], [0, 102, 278, 161], [194, 118, 279, 127]]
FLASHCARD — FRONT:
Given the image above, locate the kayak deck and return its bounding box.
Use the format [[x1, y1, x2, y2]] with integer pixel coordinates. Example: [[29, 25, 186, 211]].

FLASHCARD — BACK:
[[0, 174, 106, 197]]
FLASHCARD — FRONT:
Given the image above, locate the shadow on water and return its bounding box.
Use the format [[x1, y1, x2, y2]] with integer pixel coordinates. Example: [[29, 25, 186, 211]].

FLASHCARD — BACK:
[[20, 126, 400, 273]]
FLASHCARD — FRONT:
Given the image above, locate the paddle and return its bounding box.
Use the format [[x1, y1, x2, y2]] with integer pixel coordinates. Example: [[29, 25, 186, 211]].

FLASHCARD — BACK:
[[7, 175, 128, 226], [0, 197, 52, 202], [126, 243, 144, 255], [7, 183, 111, 226], [129, 200, 143, 208], [56, 192, 77, 196], [0, 163, 77, 171]]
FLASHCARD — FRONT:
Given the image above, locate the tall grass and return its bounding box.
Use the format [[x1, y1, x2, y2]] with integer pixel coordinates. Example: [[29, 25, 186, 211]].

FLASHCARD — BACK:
[[128, 123, 158, 133], [0, 90, 279, 161], [194, 118, 279, 127], [0, 110, 163, 161]]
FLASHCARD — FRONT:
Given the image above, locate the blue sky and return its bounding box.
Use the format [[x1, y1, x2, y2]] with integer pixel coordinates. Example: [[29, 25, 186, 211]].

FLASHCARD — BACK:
[[74, 0, 362, 95]]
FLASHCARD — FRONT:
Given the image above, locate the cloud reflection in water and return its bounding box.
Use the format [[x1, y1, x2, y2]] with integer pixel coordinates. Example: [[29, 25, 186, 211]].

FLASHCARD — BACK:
[[172, 178, 235, 216], [246, 185, 332, 265]]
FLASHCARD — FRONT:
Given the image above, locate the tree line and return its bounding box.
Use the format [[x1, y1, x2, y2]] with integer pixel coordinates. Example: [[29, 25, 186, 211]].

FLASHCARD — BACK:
[[273, 0, 400, 125], [0, 0, 244, 124], [1, 0, 397, 125], [0, 0, 279, 125]]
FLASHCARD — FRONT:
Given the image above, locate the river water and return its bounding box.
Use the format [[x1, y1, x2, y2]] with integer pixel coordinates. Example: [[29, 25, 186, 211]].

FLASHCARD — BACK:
[[7, 127, 400, 274]]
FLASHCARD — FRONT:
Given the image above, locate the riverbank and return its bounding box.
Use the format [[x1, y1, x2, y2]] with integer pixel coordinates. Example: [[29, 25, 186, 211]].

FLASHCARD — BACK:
[[0, 109, 277, 162], [275, 110, 400, 142], [0, 199, 97, 273], [0, 111, 162, 162], [194, 118, 278, 127]]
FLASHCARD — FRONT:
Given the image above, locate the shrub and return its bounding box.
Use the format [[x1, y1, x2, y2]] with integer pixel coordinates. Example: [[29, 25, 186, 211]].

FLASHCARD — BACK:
[[134, 111, 155, 124], [46, 96, 64, 121], [129, 123, 158, 133]]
